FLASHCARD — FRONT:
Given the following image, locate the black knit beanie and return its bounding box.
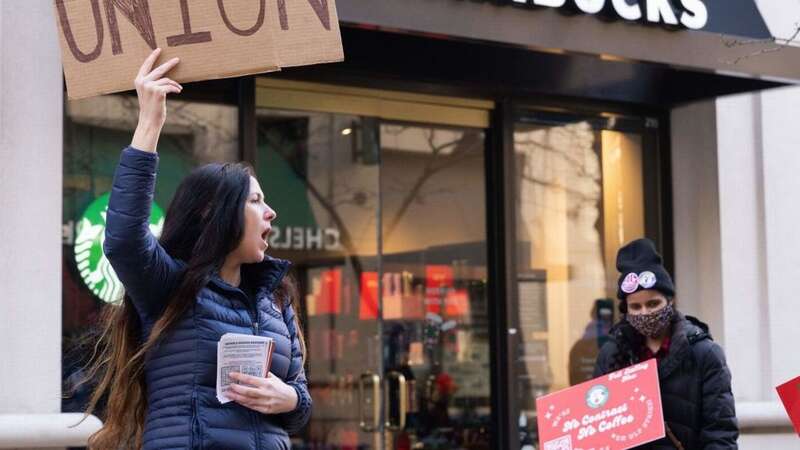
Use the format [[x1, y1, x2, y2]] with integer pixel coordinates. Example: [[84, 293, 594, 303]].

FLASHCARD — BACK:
[[616, 238, 675, 300]]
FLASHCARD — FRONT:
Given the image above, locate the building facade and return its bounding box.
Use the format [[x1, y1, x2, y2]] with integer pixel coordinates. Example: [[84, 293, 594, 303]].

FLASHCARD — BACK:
[[1, 0, 799, 449]]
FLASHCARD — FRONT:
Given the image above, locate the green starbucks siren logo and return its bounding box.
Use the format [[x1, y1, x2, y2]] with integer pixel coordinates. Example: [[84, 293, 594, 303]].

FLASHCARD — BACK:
[[74, 192, 165, 303]]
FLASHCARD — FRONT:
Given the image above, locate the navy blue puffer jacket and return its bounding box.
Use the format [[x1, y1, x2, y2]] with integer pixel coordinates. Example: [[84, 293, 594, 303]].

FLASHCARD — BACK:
[[104, 147, 312, 450]]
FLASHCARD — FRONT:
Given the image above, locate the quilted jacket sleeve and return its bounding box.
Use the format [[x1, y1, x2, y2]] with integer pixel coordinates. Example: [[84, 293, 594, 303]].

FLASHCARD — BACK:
[[103, 147, 182, 322], [276, 303, 312, 434], [699, 341, 739, 449]]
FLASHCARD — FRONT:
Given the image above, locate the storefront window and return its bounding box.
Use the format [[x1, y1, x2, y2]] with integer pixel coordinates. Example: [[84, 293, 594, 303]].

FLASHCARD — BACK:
[[256, 100, 490, 449], [512, 111, 654, 446], [380, 123, 490, 449], [61, 95, 239, 414], [256, 108, 382, 448]]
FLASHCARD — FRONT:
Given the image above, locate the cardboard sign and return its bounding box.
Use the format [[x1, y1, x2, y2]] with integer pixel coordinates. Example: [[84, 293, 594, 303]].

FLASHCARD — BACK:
[[776, 375, 800, 436], [536, 360, 665, 450], [54, 0, 344, 99]]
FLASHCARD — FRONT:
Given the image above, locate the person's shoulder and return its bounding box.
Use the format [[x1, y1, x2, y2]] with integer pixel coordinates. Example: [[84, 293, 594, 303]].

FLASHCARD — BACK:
[[680, 315, 729, 365], [681, 314, 711, 343]]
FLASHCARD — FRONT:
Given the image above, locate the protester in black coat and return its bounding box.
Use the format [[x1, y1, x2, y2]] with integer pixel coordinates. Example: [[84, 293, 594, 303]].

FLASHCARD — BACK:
[[594, 239, 738, 449]]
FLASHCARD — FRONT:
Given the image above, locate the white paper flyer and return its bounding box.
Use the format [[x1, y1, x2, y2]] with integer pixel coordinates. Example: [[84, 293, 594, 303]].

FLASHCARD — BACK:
[[216, 333, 275, 404]]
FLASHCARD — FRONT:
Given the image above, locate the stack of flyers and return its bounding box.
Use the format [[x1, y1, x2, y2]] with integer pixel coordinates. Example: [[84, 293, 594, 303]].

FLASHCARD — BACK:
[[216, 333, 275, 404]]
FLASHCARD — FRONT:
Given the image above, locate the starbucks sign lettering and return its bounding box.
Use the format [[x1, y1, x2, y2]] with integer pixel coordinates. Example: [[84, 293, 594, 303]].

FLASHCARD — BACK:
[[496, 0, 709, 30]]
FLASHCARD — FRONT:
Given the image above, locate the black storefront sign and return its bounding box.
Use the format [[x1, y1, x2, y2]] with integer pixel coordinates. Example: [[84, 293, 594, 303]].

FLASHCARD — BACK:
[[465, 0, 773, 38], [339, 0, 795, 81]]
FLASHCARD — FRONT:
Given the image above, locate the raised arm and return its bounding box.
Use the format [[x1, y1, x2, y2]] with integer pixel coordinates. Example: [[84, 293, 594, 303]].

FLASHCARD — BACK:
[[103, 49, 184, 322]]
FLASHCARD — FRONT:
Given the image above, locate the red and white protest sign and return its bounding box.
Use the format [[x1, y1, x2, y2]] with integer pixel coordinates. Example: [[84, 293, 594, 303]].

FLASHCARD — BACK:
[[536, 360, 665, 450], [776, 375, 800, 436]]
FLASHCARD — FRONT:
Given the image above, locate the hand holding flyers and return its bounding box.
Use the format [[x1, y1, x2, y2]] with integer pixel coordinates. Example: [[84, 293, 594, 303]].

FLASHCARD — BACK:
[[536, 360, 665, 450], [216, 333, 275, 404]]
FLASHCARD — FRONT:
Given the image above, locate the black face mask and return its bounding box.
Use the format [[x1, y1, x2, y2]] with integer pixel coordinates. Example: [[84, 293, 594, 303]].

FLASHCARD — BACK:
[[627, 303, 674, 338]]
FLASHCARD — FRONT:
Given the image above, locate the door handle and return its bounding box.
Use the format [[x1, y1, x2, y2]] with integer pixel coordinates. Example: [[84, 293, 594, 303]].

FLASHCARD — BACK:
[[384, 370, 408, 431], [358, 372, 381, 432]]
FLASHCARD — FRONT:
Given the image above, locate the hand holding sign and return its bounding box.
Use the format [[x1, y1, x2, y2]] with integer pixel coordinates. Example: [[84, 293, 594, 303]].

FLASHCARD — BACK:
[[135, 49, 181, 121], [131, 49, 181, 152]]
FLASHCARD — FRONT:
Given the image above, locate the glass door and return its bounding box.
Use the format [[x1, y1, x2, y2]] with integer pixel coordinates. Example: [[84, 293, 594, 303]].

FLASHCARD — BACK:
[[379, 122, 490, 450], [510, 110, 661, 448], [255, 79, 493, 450], [256, 107, 383, 449]]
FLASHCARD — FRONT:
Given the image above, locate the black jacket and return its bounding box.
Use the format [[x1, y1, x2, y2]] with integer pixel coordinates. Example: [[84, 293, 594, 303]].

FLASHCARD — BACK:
[[594, 313, 738, 449]]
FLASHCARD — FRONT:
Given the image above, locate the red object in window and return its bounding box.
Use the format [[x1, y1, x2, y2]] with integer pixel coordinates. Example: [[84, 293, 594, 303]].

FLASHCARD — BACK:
[[338, 430, 359, 449], [383, 272, 403, 320], [315, 268, 341, 315], [359, 271, 379, 320], [435, 372, 457, 396], [776, 375, 800, 436], [395, 432, 410, 450], [425, 265, 453, 314], [445, 288, 470, 317], [402, 287, 425, 320]]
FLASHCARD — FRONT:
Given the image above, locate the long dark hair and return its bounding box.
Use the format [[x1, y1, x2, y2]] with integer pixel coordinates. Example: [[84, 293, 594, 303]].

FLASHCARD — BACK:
[[84, 163, 305, 449]]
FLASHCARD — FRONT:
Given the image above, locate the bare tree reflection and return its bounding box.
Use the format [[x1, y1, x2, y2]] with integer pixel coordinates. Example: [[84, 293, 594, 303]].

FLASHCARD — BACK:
[[257, 119, 483, 276], [383, 128, 483, 243]]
